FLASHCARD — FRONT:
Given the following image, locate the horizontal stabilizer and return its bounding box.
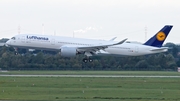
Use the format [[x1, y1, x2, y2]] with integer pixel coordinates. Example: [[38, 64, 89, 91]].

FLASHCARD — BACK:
[[150, 47, 169, 51]]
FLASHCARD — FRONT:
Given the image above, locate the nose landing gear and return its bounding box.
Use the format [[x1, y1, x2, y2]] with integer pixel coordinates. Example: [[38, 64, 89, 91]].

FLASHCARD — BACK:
[[14, 47, 18, 55]]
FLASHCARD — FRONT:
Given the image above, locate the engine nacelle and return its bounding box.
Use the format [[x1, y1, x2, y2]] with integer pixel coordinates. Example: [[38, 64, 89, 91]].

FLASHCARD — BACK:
[[60, 47, 77, 57]]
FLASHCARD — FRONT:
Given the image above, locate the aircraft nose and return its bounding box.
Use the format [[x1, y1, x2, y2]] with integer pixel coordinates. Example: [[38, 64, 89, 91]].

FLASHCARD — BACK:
[[5, 40, 11, 46]]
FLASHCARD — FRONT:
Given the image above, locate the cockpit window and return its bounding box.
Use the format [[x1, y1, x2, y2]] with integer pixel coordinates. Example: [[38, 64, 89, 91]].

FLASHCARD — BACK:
[[11, 37, 16, 40]]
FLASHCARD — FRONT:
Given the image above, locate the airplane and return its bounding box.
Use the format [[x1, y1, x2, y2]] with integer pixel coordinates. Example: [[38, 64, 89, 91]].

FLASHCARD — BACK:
[[6, 25, 173, 63]]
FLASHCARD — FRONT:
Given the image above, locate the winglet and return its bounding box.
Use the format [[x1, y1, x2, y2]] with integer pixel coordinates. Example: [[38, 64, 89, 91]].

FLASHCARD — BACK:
[[143, 25, 173, 47], [113, 38, 128, 45], [109, 37, 117, 41]]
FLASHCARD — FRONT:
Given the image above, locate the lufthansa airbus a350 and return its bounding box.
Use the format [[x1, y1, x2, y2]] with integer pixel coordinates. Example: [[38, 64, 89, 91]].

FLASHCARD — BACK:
[[6, 25, 173, 62]]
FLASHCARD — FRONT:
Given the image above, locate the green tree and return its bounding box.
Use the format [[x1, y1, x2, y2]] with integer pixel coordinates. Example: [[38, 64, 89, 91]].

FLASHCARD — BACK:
[[135, 60, 149, 69]]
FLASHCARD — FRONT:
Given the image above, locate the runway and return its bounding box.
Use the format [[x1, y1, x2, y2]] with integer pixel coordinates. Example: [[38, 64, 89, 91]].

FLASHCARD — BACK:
[[0, 74, 180, 78]]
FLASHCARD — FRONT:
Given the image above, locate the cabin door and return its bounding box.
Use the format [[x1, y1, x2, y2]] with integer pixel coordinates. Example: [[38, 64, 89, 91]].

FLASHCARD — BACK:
[[51, 39, 55, 45], [21, 36, 26, 43], [135, 46, 138, 53]]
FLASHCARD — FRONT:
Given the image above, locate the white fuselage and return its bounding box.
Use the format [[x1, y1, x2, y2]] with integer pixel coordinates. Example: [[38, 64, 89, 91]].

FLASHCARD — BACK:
[[6, 34, 167, 56]]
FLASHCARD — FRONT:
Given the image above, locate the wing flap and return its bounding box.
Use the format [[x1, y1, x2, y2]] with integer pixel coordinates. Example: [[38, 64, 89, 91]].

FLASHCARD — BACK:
[[78, 38, 127, 50]]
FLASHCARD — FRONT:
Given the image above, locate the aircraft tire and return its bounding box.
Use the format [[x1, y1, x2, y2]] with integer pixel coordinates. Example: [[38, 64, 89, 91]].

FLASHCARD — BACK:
[[83, 58, 88, 63], [89, 59, 93, 62]]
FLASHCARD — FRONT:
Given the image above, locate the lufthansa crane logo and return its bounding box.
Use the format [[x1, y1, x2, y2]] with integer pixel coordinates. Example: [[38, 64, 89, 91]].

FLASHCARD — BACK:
[[156, 32, 166, 41]]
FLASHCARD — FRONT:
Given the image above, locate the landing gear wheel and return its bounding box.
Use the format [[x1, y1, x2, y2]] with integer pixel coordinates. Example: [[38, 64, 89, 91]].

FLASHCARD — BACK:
[[83, 58, 88, 63], [14, 52, 18, 55], [14, 47, 18, 55], [82, 58, 93, 63], [89, 59, 93, 62]]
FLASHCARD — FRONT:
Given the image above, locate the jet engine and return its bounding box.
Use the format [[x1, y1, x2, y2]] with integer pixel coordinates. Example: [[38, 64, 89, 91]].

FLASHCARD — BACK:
[[60, 47, 77, 57]]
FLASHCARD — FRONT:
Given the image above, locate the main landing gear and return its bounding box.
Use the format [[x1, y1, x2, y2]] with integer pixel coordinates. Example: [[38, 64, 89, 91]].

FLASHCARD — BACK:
[[82, 52, 93, 63], [82, 58, 93, 63]]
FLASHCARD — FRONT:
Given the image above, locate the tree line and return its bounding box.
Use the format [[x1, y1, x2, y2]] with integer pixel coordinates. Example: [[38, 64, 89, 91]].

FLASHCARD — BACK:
[[0, 42, 180, 71]]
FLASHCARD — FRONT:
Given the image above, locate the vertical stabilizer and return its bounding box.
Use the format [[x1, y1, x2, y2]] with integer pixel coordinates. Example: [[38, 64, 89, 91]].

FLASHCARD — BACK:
[[143, 25, 173, 47]]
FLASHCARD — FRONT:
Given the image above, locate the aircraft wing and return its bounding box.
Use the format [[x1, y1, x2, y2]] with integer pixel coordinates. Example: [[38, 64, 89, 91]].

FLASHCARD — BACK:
[[77, 38, 127, 54]]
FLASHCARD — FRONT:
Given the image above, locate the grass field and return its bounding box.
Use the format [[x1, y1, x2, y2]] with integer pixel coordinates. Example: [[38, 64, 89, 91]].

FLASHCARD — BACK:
[[1, 70, 180, 76], [0, 71, 180, 101]]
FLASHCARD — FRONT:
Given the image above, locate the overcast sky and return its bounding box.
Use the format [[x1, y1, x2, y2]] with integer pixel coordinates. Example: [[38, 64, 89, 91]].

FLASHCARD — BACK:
[[0, 0, 180, 43]]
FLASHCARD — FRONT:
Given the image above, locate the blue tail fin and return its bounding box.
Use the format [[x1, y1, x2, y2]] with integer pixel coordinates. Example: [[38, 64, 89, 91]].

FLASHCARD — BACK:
[[143, 25, 173, 47]]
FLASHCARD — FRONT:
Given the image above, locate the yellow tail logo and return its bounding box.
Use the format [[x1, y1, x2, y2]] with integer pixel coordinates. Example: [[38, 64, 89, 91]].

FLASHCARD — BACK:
[[156, 32, 166, 41]]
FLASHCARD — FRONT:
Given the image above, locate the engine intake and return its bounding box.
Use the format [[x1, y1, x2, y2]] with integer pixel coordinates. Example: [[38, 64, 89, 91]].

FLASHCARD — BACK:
[[60, 47, 77, 57]]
